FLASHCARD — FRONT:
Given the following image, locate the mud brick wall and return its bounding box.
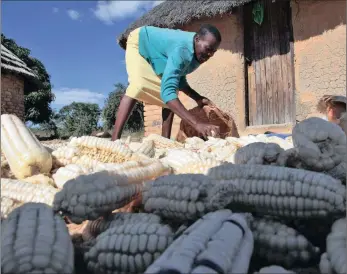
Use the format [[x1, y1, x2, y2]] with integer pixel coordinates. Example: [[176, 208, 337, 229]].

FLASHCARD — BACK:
[[1, 73, 25, 121]]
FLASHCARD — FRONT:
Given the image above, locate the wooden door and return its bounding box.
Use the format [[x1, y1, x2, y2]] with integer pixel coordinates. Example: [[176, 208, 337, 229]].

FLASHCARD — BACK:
[[244, 0, 295, 126]]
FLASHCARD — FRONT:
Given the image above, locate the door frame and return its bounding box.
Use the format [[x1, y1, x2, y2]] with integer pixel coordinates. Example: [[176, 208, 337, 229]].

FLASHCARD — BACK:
[[240, 0, 296, 135]]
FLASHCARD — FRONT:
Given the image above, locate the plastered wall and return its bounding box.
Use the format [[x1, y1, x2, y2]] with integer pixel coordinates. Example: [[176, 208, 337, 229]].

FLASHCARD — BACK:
[[1, 73, 25, 120], [291, 0, 346, 121], [143, 0, 346, 138]]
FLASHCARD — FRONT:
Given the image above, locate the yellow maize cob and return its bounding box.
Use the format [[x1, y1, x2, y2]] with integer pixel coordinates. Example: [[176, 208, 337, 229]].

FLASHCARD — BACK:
[[1, 114, 52, 179], [207, 164, 346, 218], [1, 178, 58, 206]]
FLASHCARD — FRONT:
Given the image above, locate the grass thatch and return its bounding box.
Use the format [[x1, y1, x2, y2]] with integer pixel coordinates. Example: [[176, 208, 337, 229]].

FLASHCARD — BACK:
[[117, 0, 254, 50], [1, 44, 37, 79]]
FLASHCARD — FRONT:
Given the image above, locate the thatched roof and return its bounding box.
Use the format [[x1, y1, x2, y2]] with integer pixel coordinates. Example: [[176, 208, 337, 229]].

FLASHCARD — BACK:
[[117, 0, 254, 50], [1, 44, 38, 79]]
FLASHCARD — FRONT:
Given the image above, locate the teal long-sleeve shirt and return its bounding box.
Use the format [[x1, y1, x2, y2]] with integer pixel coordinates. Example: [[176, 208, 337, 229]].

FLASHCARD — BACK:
[[138, 26, 201, 104]]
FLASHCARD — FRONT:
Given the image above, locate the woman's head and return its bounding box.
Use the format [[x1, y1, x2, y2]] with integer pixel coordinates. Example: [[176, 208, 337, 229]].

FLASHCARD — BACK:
[[194, 24, 221, 64], [317, 95, 347, 123]]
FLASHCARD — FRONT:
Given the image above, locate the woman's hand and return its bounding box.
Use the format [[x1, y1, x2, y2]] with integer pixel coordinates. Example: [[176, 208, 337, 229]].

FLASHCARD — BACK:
[[196, 96, 214, 108]]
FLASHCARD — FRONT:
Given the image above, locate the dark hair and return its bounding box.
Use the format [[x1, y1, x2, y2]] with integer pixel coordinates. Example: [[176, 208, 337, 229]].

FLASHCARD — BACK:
[[197, 24, 222, 43]]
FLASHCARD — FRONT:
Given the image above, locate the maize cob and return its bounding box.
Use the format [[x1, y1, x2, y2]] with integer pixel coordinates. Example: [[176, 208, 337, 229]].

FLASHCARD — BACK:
[[84, 223, 174, 274], [326, 218, 346, 274], [338, 112, 347, 136], [183, 136, 205, 150], [160, 149, 203, 172], [255, 265, 295, 274], [234, 142, 284, 165], [136, 140, 155, 158], [175, 158, 223, 175], [84, 212, 162, 240], [142, 174, 240, 221], [207, 164, 346, 218], [52, 164, 93, 189], [1, 157, 15, 178], [144, 134, 184, 149], [69, 136, 134, 163], [1, 197, 22, 220], [1, 178, 58, 205], [276, 148, 303, 168], [1, 203, 74, 274], [292, 117, 347, 171], [251, 217, 320, 268], [319, 253, 335, 274], [94, 160, 170, 184], [1, 114, 53, 179], [326, 161, 346, 184], [22, 173, 56, 187], [145, 209, 254, 274], [53, 171, 143, 224], [51, 145, 80, 167]]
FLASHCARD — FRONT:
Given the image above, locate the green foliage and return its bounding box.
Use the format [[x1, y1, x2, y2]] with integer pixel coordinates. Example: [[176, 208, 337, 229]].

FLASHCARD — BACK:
[[55, 102, 101, 138], [1, 34, 55, 124], [102, 83, 144, 131]]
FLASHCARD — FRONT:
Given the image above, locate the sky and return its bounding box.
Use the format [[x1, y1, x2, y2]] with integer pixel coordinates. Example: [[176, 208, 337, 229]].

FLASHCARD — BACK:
[[2, 1, 164, 111]]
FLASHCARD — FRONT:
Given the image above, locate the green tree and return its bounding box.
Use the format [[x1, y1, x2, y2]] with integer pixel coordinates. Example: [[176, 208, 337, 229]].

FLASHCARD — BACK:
[[55, 102, 101, 138], [102, 83, 144, 132], [1, 34, 55, 124]]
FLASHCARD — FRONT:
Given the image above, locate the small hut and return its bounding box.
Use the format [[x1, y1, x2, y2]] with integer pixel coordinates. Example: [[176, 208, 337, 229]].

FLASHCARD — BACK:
[[118, 0, 346, 137], [1, 44, 37, 120]]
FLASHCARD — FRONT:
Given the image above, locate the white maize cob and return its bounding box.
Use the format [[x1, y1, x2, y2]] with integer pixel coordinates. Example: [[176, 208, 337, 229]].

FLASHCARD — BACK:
[[160, 149, 203, 172], [94, 160, 170, 184], [136, 140, 155, 158], [0, 197, 22, 220], [70, 136, 134, 163], [84, 223, 174, 274], [22, 174, 56, 187], [251, 217, 320, 268], [144, 134, 184, 149], [1, 114, 52, 179], [1, 203, 74, 274], [325, 218, 346, 274], [53, 171, 143, 224], [207, 164, 346, 218], [1, 178, 58, 206], [51, 145, 80, 167], [292, 117, 347, 171], [255, 265, 295, 274], [145, 210, 254, 274], [175, 158, 223, 175], [234, 142, 284, 165], [52, 164, 93, 189]]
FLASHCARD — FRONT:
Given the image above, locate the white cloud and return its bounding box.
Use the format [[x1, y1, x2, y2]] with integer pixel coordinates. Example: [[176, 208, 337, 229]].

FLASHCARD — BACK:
[[52, 88, 106, 108], [67, 9, 81, 20], [92, 1, 164, 25], [53, 7, 59, 13]]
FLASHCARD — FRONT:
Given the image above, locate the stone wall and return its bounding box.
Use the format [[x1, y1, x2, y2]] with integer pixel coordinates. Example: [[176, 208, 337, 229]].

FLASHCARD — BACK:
[[291, 0, 346, 121], [1, 73, 25, 120]]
